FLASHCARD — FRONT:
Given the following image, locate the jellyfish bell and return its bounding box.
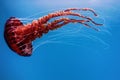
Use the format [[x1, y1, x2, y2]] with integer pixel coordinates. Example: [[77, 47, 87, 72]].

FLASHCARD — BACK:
[[4, 17, 32, 56]]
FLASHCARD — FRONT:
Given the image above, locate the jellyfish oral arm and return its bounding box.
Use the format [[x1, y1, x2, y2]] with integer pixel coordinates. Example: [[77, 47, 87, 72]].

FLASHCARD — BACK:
[[22, 9, 102, 40]]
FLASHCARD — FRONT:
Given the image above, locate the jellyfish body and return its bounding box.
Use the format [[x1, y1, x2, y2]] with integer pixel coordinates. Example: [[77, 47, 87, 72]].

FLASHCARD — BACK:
[[4, 8, 103, 56], [4, 17, 33, 56]]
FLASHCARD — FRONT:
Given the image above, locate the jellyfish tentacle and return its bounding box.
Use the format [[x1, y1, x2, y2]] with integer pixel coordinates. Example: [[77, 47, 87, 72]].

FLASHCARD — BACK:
[[44, 18, 99, 31], [78, 15, 103, 26], [23, 18, 88, 40], [32, 17, 100, 39], [38, 11, 102, 26], [38, 11, 80, 23], [64, 8, 97, 16], [66, 12, 102, 26]]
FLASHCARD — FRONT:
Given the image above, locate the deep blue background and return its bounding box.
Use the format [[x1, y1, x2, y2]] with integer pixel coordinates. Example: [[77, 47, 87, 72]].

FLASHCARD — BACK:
[[0, 0, 120, 80]]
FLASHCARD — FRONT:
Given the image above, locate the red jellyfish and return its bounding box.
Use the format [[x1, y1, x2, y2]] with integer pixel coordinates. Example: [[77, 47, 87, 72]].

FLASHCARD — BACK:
[[4, 8, 102, 56]]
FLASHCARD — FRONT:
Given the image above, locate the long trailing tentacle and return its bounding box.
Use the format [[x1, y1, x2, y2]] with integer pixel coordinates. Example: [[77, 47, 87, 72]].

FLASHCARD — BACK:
[[17, 8, 102, 44], [26, 8, 97, 19], [64, 8, 97, 16], [20, 9, 102, 50], [44, 18, 99, 31], [37, 10, 102, 26]]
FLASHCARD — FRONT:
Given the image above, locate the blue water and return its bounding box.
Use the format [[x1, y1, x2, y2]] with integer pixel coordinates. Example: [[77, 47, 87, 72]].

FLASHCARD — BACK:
[[0, 0, 120, 80]]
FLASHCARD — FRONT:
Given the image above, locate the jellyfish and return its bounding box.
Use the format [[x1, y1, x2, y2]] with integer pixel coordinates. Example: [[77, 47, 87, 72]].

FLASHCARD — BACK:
[[4, 8, 103, 56]]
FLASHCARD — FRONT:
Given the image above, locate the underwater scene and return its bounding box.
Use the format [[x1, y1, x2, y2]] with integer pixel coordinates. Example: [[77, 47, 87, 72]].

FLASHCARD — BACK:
[[0, 0, 120, 80]]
